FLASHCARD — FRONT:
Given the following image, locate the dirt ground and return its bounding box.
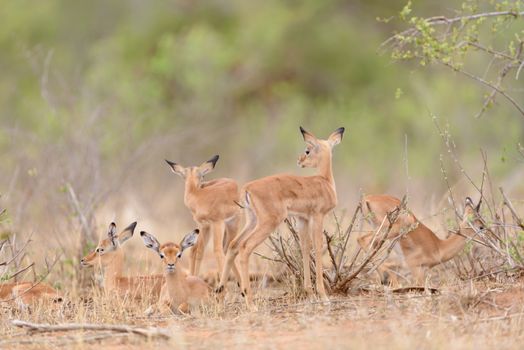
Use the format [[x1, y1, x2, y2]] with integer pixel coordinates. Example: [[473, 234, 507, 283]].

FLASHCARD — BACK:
[[1, 275, 523, 350]]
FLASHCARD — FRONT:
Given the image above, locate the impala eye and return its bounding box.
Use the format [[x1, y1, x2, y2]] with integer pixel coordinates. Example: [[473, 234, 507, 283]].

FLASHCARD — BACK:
[[305, 150, 310, 155]]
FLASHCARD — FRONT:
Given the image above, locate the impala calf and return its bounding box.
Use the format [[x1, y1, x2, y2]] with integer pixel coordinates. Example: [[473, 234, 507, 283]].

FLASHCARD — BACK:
[[81, 222, 164, 299], [358, 195, 485, 285], [217, 126, 345, 307], [165, 155, 241, 282], [140, 229, 210, 315], [0, 281, 62, 310]]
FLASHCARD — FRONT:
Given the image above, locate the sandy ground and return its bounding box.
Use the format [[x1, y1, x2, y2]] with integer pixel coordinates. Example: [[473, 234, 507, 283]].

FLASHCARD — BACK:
[[1, 275, 523, 350]]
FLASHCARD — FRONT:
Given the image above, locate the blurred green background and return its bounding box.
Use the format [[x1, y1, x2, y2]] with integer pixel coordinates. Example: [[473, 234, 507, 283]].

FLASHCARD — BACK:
[[0, 0, 522, 243]]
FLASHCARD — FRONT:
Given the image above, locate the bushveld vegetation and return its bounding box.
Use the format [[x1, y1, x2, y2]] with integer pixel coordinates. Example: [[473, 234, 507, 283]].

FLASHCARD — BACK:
[[1, 0, 523, 349]]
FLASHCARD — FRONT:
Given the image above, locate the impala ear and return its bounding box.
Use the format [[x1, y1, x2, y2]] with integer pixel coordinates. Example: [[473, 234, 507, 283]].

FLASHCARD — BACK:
[[177, 229, 199, 258], [327, 127, 345, 148], [198, 155, 219, 177], [107, 222, 118, 247], [119, 221, 137, 244], [165, 160, 186, 178], [300, 126, 318, 146], [140, 231, 163, 258], [463, 197, 476, 217]]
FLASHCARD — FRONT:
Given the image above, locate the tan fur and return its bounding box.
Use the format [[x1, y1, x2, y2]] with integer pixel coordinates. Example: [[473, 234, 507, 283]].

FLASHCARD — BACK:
[[142, 236, 210, 315], [358, 195, 485, 285], [81, 223, 164, 299], [217, 127, 344, 307], [1, 282, 61, 308], [166, 156, 241, 282]]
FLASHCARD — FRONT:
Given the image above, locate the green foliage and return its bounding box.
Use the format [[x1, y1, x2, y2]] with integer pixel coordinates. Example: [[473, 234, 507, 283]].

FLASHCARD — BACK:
[[0, 0, 522, 192], [388, 0, 524, 118]]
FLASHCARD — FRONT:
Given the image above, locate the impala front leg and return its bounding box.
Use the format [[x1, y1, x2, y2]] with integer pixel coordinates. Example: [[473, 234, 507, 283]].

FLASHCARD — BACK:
[[311, 214, 328, 301], [296, 218, 313, 296], [191, 224, 210, 276]]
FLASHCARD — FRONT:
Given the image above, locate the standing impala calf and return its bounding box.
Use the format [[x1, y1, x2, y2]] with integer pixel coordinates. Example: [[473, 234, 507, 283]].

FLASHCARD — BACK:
[[165, 155, 241, 281], [140, 229, 210, 314], [217, 126, 345, 307], [358, 195, 485, 285], [81, 222, 164, 299]]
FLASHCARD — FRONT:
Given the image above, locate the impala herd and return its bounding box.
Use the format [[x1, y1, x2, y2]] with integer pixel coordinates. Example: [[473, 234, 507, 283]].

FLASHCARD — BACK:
[[1, 126, 486, 314]]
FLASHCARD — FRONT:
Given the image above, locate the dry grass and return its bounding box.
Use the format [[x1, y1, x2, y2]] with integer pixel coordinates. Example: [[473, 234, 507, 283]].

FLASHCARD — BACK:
[[1, 266, 524, 349], [1, 185, 524, 349]]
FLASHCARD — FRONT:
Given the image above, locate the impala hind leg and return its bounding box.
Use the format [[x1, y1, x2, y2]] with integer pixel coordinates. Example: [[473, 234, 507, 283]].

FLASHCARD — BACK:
[[217, 209, 256, 293], [191, 224, 210, 276], [238, 220, 279, 309], [224, 215, 242, 286]]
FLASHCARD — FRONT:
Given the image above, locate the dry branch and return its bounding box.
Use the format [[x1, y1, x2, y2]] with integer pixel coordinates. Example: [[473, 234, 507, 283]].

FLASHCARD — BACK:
[[500, 187, 524, 231], [11, 319, 171, 340], [268, 198, 406, 294], [335, 197, 406, 292]]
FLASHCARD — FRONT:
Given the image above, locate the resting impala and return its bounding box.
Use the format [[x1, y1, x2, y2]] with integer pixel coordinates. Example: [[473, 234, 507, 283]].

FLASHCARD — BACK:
[[217, 126, 345, 307], [140, 229, 210, 315], [1, 281, 62, 309], [357, 195, 485, 285], [81, 222, 164, 299], [165, 155, 241, 282]]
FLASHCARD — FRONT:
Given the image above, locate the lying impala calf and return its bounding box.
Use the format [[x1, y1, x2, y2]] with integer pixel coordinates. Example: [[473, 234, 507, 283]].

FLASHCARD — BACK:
[[217, 127, 345, 308], [81, 222, 164, 299], [140, 229, 210, 315], [1, 281, 62, 309], [165, 155, 241, 282], [358, 196, 485, 285]]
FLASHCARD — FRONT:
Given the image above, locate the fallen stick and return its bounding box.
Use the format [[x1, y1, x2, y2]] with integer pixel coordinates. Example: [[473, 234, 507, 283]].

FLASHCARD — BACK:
[[11, 320, 171, 340], [0, 331, 125, 347]]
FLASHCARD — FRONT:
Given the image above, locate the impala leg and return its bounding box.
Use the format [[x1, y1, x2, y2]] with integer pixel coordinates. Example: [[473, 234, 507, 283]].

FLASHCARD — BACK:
[[217, 210, 256, 293], [311, 215, 328, 301], [410, 265, 426, 286], [212, 221, 226, 282], [225, 215, 242, 286], [296, 218, 313, 295], [238, 221, 276, 309], [358, 232, 399, 286], [156, 285, 174, 316], [191, 224, 210, 276]]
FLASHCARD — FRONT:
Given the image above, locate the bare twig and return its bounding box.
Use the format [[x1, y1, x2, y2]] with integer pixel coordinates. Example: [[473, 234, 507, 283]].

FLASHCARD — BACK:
[[500, 187, 524, 230], [0, 233, 33, 267], [335, 197, 407, 292], [6, 262, 35, 280]]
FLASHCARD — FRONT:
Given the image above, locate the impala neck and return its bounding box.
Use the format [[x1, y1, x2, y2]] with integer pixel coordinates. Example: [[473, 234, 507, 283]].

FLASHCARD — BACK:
[[102, 249, 124, 290], [184, 175, 200, 197], [318, 150, 335, 188], [165, 268, 186, 300], [437, 227, 473, 262]]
